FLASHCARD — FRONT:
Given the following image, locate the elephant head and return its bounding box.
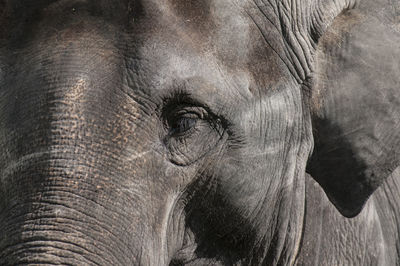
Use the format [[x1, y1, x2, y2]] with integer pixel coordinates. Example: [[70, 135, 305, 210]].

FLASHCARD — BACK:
[[0, 0, 398, 265]]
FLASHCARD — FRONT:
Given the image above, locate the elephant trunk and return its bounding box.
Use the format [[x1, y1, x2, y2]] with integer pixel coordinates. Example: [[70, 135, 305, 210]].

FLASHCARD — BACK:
[[0, 147, 182, 265]]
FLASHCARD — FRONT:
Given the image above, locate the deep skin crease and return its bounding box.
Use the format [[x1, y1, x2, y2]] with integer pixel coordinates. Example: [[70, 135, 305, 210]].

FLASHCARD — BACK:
[[0, 0, 399, 265]]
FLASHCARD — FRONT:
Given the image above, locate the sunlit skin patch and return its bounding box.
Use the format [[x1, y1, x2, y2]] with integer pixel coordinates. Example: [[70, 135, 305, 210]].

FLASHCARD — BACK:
[[67, 78, 86, 102]]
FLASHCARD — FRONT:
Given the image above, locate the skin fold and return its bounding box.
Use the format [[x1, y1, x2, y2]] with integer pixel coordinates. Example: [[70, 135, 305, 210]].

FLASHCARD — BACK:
[[0, 0, 398, 265]]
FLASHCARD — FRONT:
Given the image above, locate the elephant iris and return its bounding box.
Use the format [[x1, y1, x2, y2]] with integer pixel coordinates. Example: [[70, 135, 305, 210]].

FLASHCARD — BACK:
[[170, 116, 198, 136]]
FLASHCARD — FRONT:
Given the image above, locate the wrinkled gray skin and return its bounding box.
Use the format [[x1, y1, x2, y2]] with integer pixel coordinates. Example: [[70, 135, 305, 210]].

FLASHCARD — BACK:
[[0, 0, 399, 265]]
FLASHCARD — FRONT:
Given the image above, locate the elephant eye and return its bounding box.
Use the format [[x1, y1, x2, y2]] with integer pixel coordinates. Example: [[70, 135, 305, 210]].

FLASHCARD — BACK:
[[169, 114, 198, 136], [161, 99, 226, 166]]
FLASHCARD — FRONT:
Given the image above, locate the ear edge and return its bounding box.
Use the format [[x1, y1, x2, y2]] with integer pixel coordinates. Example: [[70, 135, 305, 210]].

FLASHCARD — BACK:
[[307, 114, 399, 217]]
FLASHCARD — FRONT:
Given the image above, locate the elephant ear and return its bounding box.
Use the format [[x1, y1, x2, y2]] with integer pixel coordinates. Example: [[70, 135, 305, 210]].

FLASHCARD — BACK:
[[306, 3, 400, 217]]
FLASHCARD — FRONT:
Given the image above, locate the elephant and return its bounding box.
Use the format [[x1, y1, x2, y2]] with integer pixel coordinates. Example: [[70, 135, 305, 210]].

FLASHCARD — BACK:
[[0, 0, 399, 265]]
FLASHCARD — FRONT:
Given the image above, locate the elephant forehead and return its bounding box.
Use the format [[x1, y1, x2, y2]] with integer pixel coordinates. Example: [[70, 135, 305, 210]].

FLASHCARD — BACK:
[[3, 0, 291, 105], [4, 0, 287, 83], [126, 4, 288, 98], [165, 0, 285, 82]]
